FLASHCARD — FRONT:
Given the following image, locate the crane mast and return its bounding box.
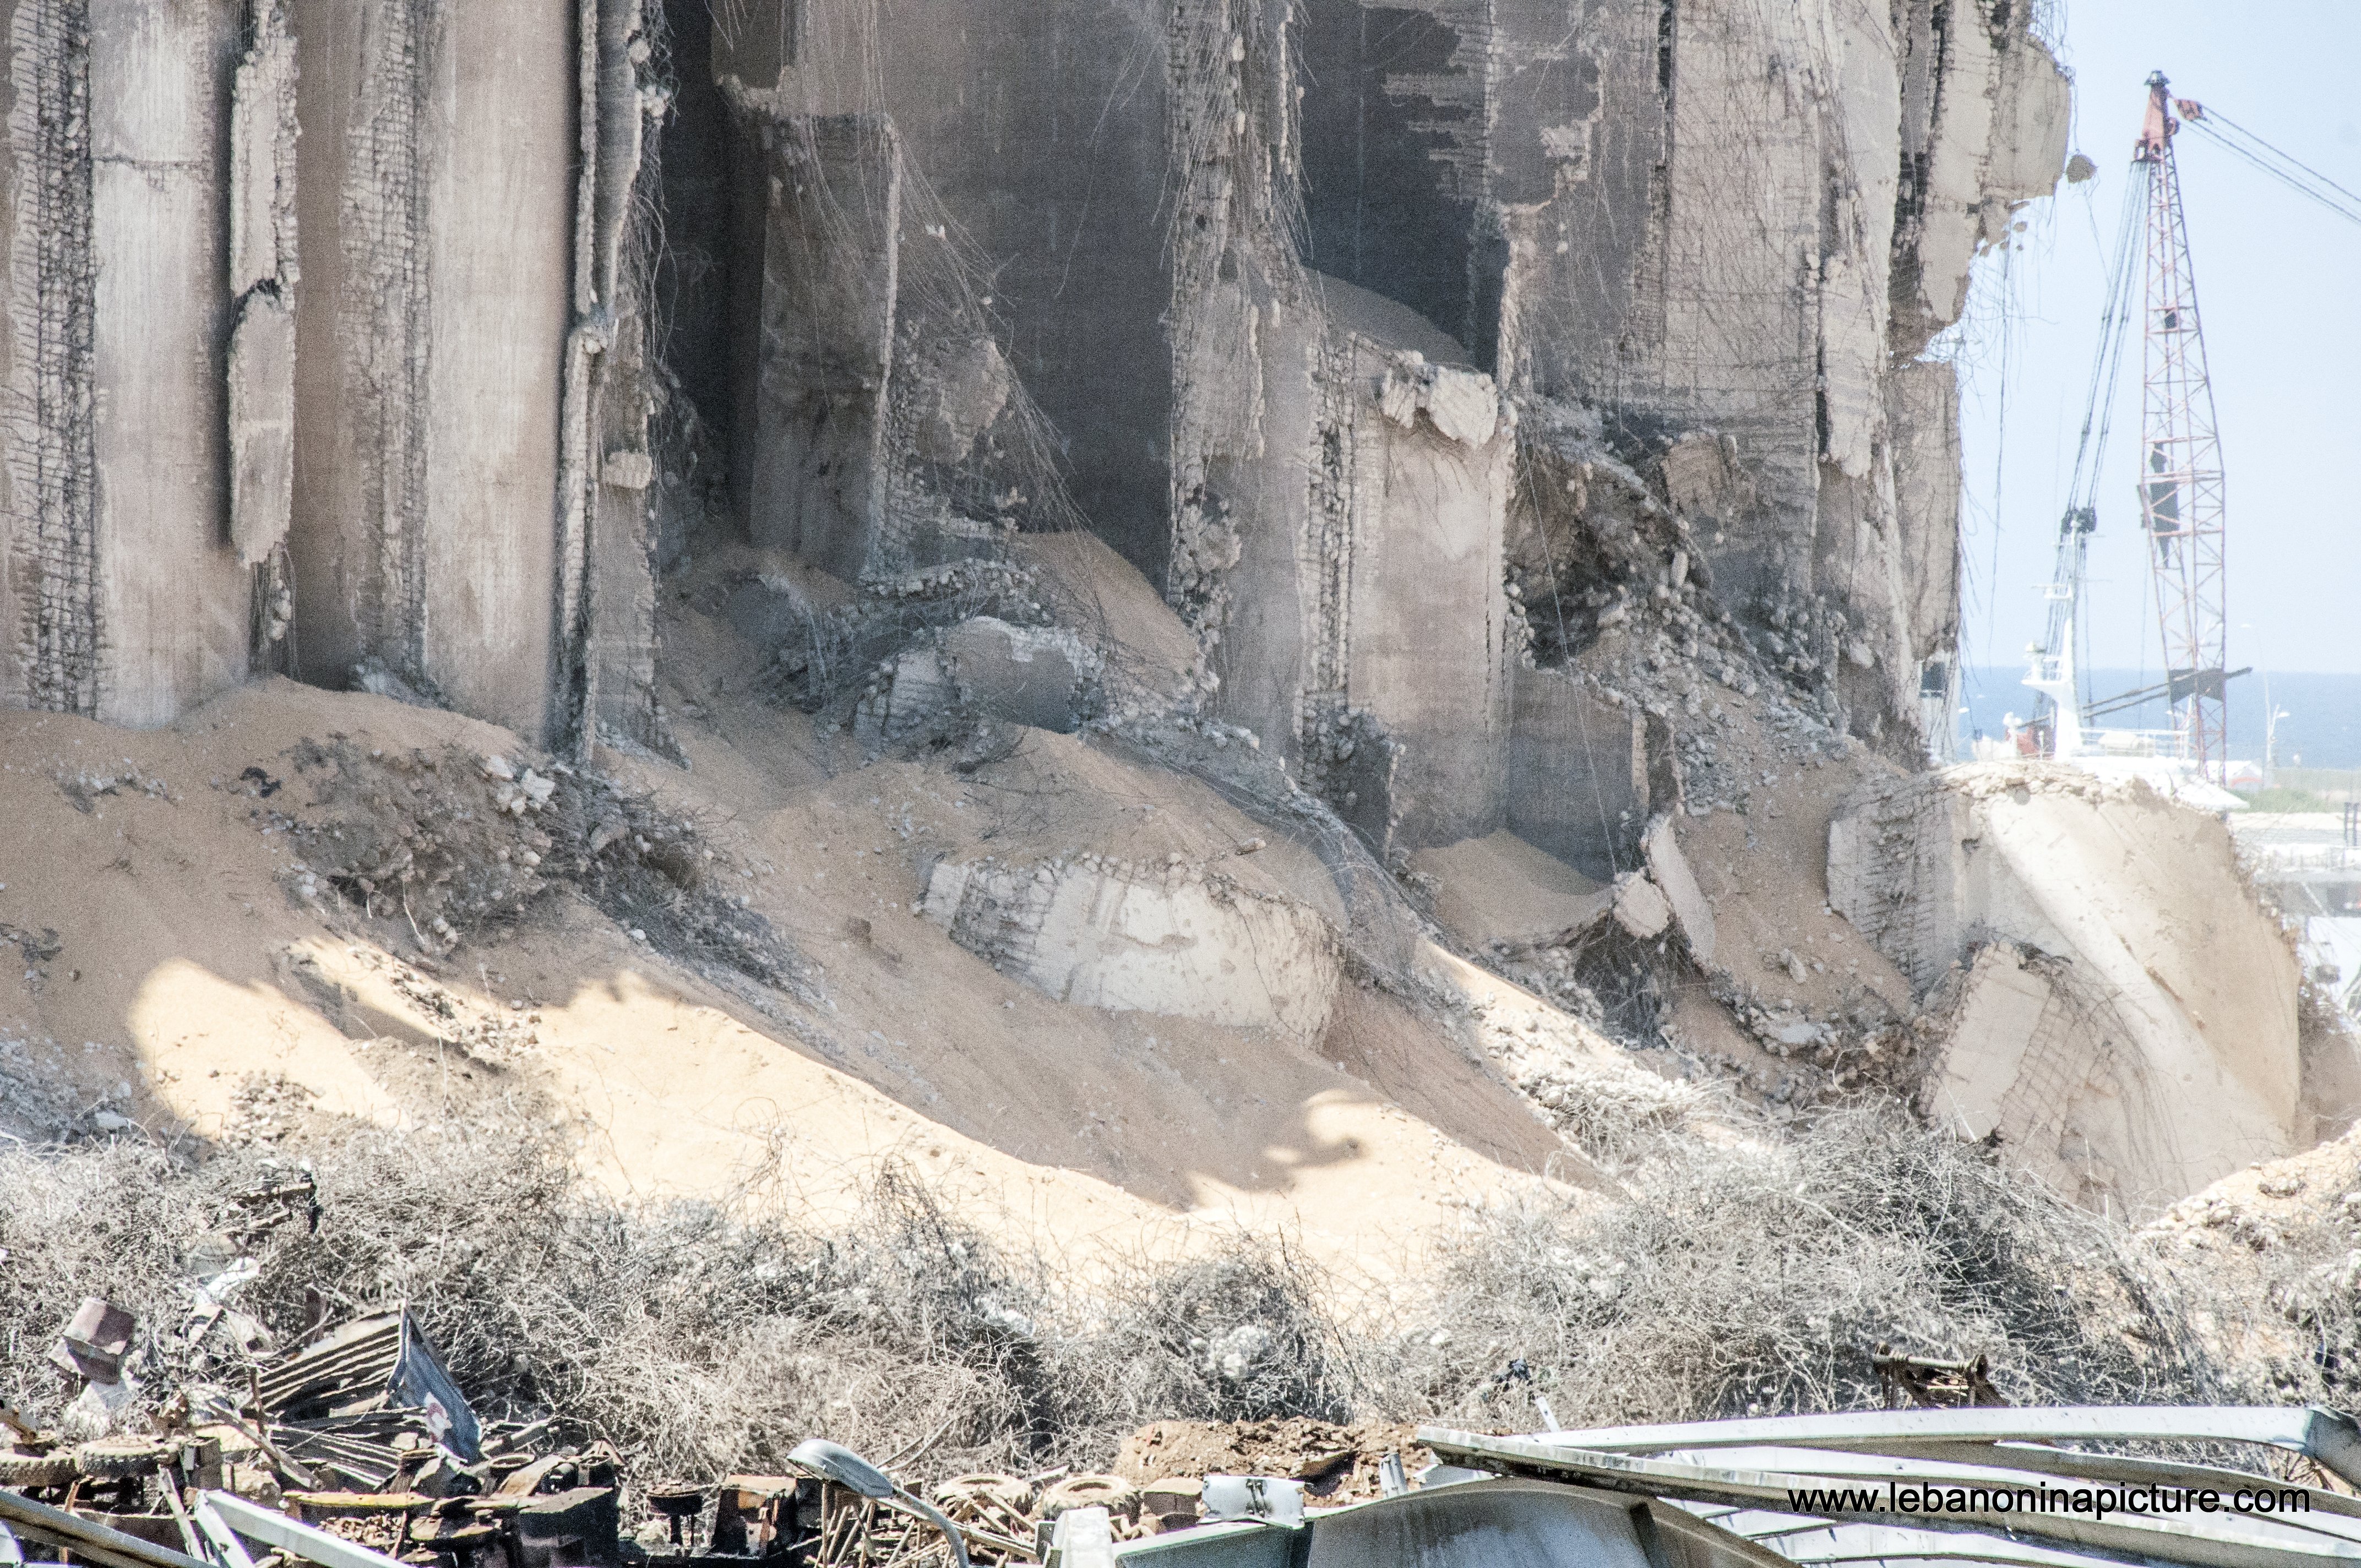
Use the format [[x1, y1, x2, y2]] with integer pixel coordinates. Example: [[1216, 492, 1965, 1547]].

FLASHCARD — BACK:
[[2134, 73, 2232, 782], [2023, 92, 2146, 758], [2015, 75, 2357, 777]]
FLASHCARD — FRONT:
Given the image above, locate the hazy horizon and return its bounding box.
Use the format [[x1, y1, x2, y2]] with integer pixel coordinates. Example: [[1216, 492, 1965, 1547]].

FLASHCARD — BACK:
[[1960, 665, 2361, 768]]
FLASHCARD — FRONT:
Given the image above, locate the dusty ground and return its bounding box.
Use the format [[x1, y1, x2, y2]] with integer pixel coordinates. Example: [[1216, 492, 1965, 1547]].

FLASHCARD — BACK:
[[2148, 1120, 2361, 1272], [0, 540, 2064, 1291], [1112, 1418, 1434, 1501], [0, 678, 1580, 1276], [1, 529, 2297, 1286]]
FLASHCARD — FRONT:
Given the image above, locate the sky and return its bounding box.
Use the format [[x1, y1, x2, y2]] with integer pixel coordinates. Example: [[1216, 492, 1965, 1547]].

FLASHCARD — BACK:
[[1949, 0, 2361, 678]]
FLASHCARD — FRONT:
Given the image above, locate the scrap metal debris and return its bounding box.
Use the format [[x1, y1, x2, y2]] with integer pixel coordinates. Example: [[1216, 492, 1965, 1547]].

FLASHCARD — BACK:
[[1872, 1345, 2008, 1408], [50, 1300, 137, 1387], [13, 1192, 2288, 1568], [0, 1256, 1225, 1568], [260, 1310, 483, 1480]]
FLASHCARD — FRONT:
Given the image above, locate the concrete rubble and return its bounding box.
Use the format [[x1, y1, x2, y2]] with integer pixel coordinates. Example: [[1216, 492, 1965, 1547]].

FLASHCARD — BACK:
[[921, 852, 1341, 1040], [856, 619, 1102, 750], [1830, 765, 2315, 1207], [6, 11, 2360, 1529], [0, 0, 2068, 762], [0, 0, 2319, 1259], [1410, 817, 1715, 968]]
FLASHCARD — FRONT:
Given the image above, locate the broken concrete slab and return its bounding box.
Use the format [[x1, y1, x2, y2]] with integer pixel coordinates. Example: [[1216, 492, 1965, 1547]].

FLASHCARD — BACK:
[[229, 290, 297, 569], [922, 856, 1340, 1039], [1410, 823, 1700, 961], [1920, 943, 2049, 1141], [1642, 816, 1717, 966], [1830, 764, 2303, 1206], [230, 1, 298, 301], [852, 647, 955, 750], [940, 617, 1094, 734], [1913, 941, 2202, 1210], [853, 617, 1099, 748], [1660, 434, 1756, 527], [1377, 352, 1503, 448], [1422, 367, 1504, 449], [1610, 874, 1673, 943]]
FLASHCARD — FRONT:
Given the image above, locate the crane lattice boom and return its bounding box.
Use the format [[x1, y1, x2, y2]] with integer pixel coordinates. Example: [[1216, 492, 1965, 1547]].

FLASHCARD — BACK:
[[2135, 72, 2232, 781]]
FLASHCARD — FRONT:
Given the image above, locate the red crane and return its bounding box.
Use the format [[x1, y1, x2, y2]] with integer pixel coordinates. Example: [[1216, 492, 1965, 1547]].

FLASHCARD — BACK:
[[2023, 76, 2358, 778]]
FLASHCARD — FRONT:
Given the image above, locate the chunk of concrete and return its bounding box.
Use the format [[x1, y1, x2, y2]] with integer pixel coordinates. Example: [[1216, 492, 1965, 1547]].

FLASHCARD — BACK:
[[907, 335, 1013, 465], [923, 857, 1339, 1039], [230, 0, 297, 300], [1660, 433, 1753, 524], [852, 617, 1097, 748], [1642, 815, 1717, 965], [1921, 944, 2048, 1141], [1375, 351, 1501, 447], [1610, 873, 1672, 941], [1830, 764, 2303, 1206], [226, 0, 298, 569], [1422, 366, 1502, 447], [941, 617, 1093, 734], [852, 647, 955, 749], [600, 450, 654, 491], [1412, 825, 1699, 965], [1916, 942, 2177, 1207]]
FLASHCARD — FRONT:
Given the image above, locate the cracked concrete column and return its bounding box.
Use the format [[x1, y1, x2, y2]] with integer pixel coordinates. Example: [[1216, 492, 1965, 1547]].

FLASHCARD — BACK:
[[1, 0, 97, 717], [583, 0, 663, 754], [89, 0, 250, 727], [284, 0, 575, 740], [420, 0, 572, 736], [745, 113, 901, 581], [227, 0, 298, 580], [3, 0, 320, 727]]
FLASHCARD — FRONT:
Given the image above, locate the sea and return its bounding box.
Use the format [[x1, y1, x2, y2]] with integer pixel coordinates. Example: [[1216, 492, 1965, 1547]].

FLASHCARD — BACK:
[[1959, 667, 2361, 770]]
